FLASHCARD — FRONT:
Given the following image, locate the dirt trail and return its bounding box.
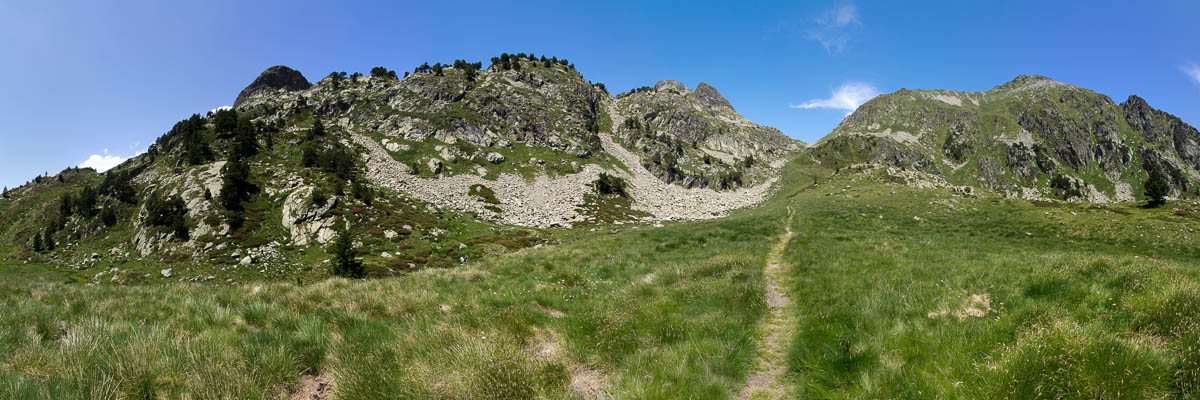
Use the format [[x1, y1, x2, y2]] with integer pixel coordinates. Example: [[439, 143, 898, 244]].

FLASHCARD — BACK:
[[738, 205, 795, 400]]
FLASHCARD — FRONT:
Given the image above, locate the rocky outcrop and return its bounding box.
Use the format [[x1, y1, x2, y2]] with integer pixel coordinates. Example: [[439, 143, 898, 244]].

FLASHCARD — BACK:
[[281, 187, 337, 246], [694, 82, 733, 110], [613, 81, 798, 189], [233, 65, 311, 108]]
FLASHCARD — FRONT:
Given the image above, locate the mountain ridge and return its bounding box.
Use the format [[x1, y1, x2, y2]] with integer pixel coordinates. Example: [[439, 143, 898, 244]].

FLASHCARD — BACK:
[[810, 74, 1200, 202]]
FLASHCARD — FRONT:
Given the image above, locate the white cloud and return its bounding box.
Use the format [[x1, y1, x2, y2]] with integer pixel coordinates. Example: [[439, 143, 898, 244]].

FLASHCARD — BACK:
[[790, 82, 880, 114], [209, 105, 232, 115], [1183, 63, 1200, 86], [806, 3, 862, 53], [78, 149, 126, 172]]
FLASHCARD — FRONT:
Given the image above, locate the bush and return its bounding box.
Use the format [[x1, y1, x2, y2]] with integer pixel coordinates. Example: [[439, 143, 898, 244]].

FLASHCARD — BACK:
[[100, 206, 118, 227], [352, 181, 373, 205], [146, 193, 189, 240], [593, 173, 628, 198], [310, 188, 328, 207]]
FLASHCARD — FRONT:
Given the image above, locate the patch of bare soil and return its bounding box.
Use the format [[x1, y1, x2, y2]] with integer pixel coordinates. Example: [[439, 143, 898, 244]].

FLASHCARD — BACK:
[[290, 373, 333, 400], [525, 328, 611, 399], [927, 293, 993, 321]]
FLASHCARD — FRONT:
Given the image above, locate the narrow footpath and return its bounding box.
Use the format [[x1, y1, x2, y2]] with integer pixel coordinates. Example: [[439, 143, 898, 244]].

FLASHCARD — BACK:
[[738, 205, 795, 400]]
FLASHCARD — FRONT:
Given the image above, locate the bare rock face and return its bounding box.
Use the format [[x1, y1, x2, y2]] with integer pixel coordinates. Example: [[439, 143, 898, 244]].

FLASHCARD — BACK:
[[694, 82, 733, 111], [134, 227, 173, 257], [281, 187, 337, 246], [234, 65, 312, 108]]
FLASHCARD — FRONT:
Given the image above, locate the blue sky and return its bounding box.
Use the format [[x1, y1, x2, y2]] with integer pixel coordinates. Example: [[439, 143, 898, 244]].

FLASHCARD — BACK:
[[2, 0, 1198, 190]]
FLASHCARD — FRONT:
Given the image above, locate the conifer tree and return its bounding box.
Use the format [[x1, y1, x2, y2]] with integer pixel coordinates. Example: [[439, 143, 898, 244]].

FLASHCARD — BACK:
[[330, 226, 365, 278], [43, 229, 54, 251], [1145, 169, 1169, 208]]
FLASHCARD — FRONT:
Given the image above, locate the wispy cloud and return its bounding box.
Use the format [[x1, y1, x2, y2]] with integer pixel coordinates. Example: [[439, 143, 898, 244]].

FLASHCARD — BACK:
[[806, 3, 862, 53], [790, 82, 879, 115], [1183, 63, 1200, 86], [78, 148, 133, 172]]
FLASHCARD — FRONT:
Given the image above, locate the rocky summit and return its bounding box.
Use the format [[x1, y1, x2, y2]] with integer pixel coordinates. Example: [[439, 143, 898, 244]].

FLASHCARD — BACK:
[[809, 75, 1200, 202]]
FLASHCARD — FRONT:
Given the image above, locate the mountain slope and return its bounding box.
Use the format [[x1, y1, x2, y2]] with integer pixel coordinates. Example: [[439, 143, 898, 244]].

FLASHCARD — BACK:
[[0, 54, 797, 279], [810, 75, 1200, 201]]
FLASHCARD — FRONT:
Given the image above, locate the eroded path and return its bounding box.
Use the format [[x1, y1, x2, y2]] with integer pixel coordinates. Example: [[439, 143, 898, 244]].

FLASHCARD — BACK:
[[738, 205, 795, 400]]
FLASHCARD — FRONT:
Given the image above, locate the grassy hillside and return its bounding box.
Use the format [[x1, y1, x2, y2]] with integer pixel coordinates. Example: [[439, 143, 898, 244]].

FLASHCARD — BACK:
[[3, 152, 1199, 399], [781, 163, 1200, 399]]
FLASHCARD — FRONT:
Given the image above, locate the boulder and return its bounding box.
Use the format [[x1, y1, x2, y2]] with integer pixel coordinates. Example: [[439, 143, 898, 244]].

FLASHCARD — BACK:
[[239, 256, 253, 265], [486, 152, 505, 164], [160, 268, 172, 278], [426, 158, 443, 175], [281, 187, 337, 246]]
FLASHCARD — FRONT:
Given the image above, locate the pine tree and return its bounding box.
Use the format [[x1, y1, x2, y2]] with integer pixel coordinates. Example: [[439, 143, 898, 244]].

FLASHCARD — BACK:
[[232, 113, 258, 159], [100, 206, 118, 227], [307, 119, 325, 140], [1144, 169, 1169, 208], [43, 229, 54, 251], [330, 226, 364, 278], [33, 233, 42, 252]]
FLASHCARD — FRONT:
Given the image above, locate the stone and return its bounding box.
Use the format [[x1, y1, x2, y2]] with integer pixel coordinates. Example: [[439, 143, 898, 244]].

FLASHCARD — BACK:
[[384, 230, 397, 239], [426, 158, 443, 175], [160, 269, 172, 278], [486, 152, 505, 164], [317, 228, 336, 244], [281, 187, 337, 246], [239, 256, 253, 265]]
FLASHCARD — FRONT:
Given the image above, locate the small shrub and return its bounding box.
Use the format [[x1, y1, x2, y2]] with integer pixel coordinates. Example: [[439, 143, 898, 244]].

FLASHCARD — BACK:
[[593, 173, 628, 198], [469, 184, 500, 204], [310, 189, 328, 207]]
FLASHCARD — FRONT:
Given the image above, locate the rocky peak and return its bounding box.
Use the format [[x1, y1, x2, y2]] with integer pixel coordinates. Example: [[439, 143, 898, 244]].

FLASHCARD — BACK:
[[990, 74, 1063, 92], [653, 80, 689, 94], [1121, 95, 1150, 112], [233, 65, 312, 108], [694, 82, 734, 111]]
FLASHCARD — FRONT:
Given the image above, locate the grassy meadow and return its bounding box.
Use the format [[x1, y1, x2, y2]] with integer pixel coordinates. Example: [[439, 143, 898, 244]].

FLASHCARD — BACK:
[[781, 166, 1200, 399], [3, 158, 1200, 399]]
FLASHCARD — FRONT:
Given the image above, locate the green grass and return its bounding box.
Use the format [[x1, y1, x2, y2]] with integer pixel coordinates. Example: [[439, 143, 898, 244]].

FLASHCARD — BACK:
[[3, 155, 1199, 398], [780, 166, 1200, 399], [0, 164, 803, 398]]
